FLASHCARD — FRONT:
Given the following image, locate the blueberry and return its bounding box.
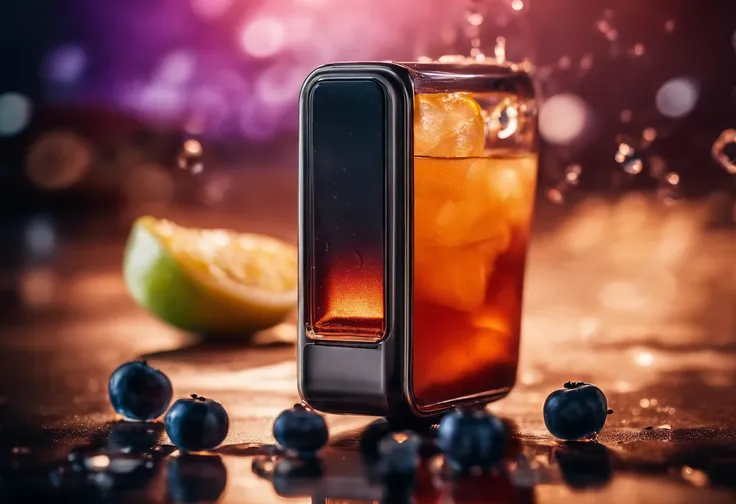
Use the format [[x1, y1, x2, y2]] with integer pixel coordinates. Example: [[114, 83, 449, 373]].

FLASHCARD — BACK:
[[543, 382, 609, 441], [165, 394, 229, 451], [108, 360, 173, 421], [272, 404, 328, 458], [359, 419, 394, 460], [437, 408, 506, 472]]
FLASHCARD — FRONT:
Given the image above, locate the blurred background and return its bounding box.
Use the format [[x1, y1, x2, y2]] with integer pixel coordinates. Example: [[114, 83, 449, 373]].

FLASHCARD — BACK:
[[0, 0, 734, 216], [0, 0, 735, 430]]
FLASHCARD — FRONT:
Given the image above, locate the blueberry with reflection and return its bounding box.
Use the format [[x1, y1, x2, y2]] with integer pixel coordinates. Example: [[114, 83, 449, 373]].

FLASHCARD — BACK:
[[377, 432, 422, 481], [108, 360, 173, 421], [273, 403, 328, 458], [267, 457, 324, 498], [437, 408, 506, 473], [543, 382, 609, 441], [105, 420, 164, 454], [553, 442, 612, 490], [167, 453, 227, 503], [165, 394, 229, 451]]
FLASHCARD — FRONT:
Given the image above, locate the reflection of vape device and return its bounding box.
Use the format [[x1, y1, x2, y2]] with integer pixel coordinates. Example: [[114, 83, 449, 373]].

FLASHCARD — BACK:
[[298, 62, 538, 420]]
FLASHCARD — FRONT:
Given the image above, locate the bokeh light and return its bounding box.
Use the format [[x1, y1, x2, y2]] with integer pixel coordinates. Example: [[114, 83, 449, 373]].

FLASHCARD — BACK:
[[190, 0, 233, 19], [154, 51, 196, 86], [655, 77, 699, 118], [24, 216, 57, 260], [20, 267, 57, 307], [539, 94, 588, 145], [256, 64, 308, 107], [25, 131, 92, 189], [41, 44, 87, 85], [239, 98, 281, 141], [127, 81, 185, 119], [239, 16, 286, 58], [0, 93, 33, 137]]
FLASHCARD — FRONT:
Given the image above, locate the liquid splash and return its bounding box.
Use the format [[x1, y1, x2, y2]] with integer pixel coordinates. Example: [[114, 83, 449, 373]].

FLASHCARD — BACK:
[[177, 138, 204, 174], [615, 141, 644, 175], [712, 129, 736, 174]]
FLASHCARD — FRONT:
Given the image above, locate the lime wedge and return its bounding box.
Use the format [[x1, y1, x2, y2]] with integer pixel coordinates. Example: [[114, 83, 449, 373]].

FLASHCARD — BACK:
[[123, 216, 298, 335]]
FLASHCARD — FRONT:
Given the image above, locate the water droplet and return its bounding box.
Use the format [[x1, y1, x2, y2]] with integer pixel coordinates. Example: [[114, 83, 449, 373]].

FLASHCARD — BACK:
[[712, 129, 736, 174], [511, 0, 524, 11], [11, 446, 30, 454], [177, 139, 204, 174], [639, 398, 650, 408], [603, 8, 615, 19], [564, 164, 582, 186], [632, 43, 645, 56], [605, 29, 618, 41], [620, 109, 633, 123], [664, 20, 676, 33], [615, 142, 643, 174], [658, 172, 682, 203]]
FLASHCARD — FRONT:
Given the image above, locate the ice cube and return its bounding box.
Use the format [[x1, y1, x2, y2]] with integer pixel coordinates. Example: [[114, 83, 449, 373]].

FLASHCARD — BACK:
[[414, 93, 485, 158]]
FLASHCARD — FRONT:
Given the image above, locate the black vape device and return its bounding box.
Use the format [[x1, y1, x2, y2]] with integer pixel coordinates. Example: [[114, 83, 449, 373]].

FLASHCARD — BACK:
[[297, 61, 538, 420]]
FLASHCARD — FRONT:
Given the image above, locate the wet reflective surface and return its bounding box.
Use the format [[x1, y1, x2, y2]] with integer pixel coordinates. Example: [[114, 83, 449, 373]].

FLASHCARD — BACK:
[[0, 171, 735, 502]]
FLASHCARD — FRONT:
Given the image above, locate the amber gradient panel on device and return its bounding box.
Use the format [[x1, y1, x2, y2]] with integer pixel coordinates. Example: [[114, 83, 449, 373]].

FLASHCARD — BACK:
[[306, 79, 387, 341]]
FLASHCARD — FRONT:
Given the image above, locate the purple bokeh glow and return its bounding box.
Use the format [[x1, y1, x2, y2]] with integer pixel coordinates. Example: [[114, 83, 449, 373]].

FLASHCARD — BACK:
[[44, 0, 442, 141]]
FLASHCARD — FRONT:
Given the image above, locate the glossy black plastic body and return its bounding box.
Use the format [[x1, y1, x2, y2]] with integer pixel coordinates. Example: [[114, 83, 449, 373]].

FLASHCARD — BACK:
[[297, 62, 510, 420]]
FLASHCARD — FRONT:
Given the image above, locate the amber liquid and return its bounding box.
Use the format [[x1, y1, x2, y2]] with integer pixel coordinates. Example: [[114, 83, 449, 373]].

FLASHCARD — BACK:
[[412, 89, 537, 408]]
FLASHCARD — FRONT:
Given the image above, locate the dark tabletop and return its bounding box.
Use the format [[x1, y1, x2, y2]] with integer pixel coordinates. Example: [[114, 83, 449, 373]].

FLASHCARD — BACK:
[[0, 168, 735, 503]]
